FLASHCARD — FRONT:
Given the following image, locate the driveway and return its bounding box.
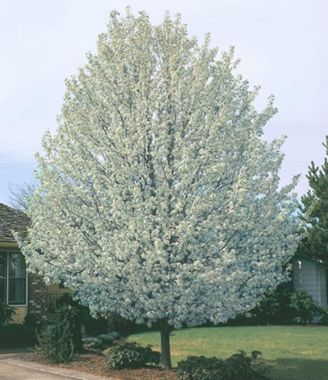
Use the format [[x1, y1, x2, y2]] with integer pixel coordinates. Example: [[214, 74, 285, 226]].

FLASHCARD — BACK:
[[0, 361, 75, 379], [0, 357, 109, 380]]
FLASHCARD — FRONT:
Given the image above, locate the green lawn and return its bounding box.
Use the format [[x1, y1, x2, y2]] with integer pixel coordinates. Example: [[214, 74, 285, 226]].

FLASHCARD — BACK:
[[129, 326, 328, 380]]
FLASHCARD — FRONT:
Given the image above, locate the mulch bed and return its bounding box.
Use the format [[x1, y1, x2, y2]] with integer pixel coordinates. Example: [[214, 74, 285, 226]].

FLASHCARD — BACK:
[[18, 352, 178, 380]]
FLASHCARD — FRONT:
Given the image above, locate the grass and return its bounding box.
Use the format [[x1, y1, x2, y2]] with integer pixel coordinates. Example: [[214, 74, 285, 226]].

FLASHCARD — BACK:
[[129, 325, 328, 380]]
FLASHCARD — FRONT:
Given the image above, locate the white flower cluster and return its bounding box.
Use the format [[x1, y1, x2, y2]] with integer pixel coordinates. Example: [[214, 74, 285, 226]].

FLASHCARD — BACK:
[[18, 10, 300, 328]]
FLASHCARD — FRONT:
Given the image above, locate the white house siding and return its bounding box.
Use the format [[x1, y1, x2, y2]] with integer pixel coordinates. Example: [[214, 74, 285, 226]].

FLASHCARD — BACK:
[[293, 259, 327, 307]]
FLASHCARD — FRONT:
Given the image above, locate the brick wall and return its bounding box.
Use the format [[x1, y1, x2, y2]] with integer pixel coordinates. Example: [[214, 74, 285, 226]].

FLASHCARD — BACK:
[[28, 273, 48, 321]]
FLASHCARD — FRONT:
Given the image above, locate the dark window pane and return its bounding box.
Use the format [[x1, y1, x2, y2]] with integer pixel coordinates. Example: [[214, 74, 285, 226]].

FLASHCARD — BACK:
[[0, 254, 7, 303], [8, 253, 26, 305], [9, 253, 25, 277], [0, 278, 6, 304], [9, 278, 25, 305]]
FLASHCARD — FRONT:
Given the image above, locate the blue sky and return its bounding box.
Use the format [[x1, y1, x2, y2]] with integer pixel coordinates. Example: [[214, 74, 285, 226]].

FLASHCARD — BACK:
[[0, 0, 327, 205]]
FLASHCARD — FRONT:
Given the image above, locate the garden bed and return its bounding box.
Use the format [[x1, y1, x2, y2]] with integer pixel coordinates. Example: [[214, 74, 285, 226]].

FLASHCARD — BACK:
[[17, 352, 177, 380]]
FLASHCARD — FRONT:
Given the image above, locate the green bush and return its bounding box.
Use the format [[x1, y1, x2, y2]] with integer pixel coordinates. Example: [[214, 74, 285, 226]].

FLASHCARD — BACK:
[[319, 308, 328, 325], [37, 324, 74, 363], [105, 341, 160, 369], [230, 283, 322, 325], [177, 351, 270, 380], [0, 303, 15, 328], [83, 332, 121, 350], [178, 356, 224, 380], [37, 304, 82, 363], [0, 324, 36, 348], [223, 351, 270, 380], [289, 290, 322, 323]]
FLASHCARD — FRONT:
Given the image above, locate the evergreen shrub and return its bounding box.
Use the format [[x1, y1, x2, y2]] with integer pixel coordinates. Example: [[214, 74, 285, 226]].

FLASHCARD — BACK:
[[37, 304, 82, 363]]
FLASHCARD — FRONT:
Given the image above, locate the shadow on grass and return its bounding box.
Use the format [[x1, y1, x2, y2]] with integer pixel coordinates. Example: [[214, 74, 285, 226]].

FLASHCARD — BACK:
[[270, 358, 328, 380]]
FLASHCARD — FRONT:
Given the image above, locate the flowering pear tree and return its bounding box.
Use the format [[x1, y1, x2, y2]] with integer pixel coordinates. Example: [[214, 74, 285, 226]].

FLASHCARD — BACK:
[[18, 11, 300, 368]]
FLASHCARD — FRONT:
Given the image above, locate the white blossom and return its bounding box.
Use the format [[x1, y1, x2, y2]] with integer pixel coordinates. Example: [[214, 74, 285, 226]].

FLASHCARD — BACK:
[[18, 10, 300, 329]]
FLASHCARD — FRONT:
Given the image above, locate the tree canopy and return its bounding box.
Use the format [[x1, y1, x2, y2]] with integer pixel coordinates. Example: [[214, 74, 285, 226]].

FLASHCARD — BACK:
[[18, 11, 300, 368]]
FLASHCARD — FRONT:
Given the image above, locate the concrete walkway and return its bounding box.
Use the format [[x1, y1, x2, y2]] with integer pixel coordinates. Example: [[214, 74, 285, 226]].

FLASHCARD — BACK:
[[0, 356, 111, 380], [0, 361, 75, 380]]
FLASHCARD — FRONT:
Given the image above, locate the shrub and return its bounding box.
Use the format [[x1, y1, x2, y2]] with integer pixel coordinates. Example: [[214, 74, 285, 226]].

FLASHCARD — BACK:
[[37, 324, 74, 363], [230, 283, 322, 325], [83, 332, 121, 350], [177, 351, 270, 380], [289, 290, 322, 323], [37, 304, 82, 363], [178, 356, 224, 380], [105, 341, 160, 369], [0, 303, 15, 328], [0, 324, 36, 348], [52, 300, 83, 352], [319, 308, 328, 325], [223, 351, 270, 380]]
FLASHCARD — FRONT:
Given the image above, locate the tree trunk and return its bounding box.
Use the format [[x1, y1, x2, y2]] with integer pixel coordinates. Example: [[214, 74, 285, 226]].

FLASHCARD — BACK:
[[160, 320, 172, 369]]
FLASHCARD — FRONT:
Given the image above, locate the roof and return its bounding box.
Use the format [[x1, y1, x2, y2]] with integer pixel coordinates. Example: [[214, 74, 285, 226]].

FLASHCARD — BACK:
[[0, 203, 29, 243]]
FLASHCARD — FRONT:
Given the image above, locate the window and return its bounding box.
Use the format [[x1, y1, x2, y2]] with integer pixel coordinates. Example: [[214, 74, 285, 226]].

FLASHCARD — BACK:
[[0, 252, 26, 305], [0, 254, 6, 304]]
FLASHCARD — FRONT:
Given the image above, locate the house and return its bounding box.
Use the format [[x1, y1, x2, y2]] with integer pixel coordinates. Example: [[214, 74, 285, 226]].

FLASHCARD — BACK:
[[0, 203, 66, 323], [293, 257, 328, 308]]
